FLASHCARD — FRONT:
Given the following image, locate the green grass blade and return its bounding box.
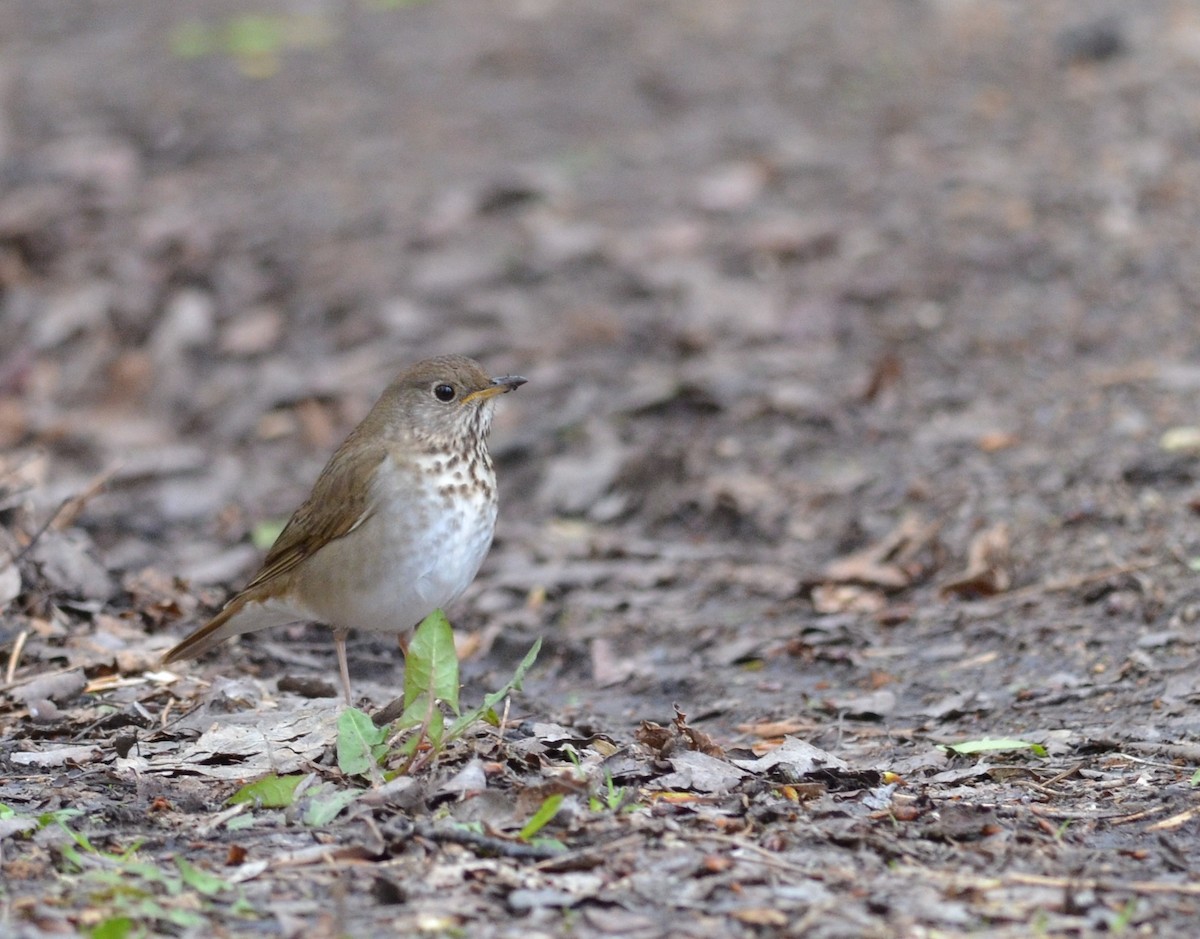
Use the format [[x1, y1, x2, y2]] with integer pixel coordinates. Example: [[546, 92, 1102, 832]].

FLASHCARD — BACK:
[[519, 793, 564, 841], [446, 638, 540, 740]]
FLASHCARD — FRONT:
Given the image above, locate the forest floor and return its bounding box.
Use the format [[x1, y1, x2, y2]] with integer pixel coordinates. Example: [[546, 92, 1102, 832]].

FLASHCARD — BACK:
[[3, 2, 1200, 936]]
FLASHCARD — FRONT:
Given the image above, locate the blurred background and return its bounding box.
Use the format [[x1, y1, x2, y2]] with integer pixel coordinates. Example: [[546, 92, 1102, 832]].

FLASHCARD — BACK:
[[12, 4, 1200, 932], [2, 0, 1199, 720]]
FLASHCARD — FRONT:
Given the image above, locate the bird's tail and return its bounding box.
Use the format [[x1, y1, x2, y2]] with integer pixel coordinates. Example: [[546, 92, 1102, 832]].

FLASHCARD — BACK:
[[161, 594, 305, 664]]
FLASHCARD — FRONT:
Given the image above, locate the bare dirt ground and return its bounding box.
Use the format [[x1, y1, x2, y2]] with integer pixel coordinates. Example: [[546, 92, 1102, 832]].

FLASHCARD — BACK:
[[4, 1, 1200, 936]]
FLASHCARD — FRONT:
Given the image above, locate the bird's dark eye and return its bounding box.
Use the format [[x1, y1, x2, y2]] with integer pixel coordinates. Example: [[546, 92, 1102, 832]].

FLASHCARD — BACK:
[[433, 383, 456, 402]]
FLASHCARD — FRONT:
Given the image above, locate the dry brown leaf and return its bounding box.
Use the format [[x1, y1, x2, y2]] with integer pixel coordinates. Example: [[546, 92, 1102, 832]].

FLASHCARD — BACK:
[[653, 749, 747, 793], [940, 522, 1012, 598], [635, 720, 674, 755], [733, 908, 788, 927], [636, 705, 725, 759], [735, 718, 813, 739], [978, 431, 1020, 452], [820, 514, 941, 591], [811, 583, 887, 614], [731, 737, 849, 775], [673, 704, 725, 758]]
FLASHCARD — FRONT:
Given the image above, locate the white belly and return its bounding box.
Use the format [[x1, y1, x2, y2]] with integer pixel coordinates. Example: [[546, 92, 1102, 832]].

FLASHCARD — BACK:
[[296, 455, 498, 634]]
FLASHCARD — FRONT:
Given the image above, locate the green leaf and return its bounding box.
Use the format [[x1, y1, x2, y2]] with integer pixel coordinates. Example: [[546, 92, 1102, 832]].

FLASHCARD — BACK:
[[519, 793, 564, 841], [39, 807, 82, 829], [226, 814, 256, 832], [227, 773, 307, 808], [943, 737, 1047, 758], [120, 860, 166, 885], [88, 917, 135, 939], [302, 784, 360, 827], [405, 609, 460, 713], [393, 696, 433, 731], [163, 907, 206, 928], [60, 842, 85, 871], [1190, 768, 1200, 787], [445, 638, 541, 741], [176, 858, 228, 896], [425, 706, 445, 747], [337, 707, 389, 777]]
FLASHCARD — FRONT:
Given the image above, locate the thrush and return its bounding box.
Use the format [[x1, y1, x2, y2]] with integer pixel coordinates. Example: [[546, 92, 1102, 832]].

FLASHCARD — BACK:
[[162, 354, 526, 703]]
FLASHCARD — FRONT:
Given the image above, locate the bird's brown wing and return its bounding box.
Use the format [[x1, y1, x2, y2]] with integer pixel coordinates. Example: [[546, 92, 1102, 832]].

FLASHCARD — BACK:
[[242, 439, 388, 592], [161, 440, 390, 665]]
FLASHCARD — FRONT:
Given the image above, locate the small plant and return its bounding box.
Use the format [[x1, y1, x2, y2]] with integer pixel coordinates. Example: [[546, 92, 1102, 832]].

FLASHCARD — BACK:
[[589, 771, 633, 814], [558, 747, 639, 814], [0, 804, 252, 935], [519, 794, 566, 850], [337, 609, 540, 779]]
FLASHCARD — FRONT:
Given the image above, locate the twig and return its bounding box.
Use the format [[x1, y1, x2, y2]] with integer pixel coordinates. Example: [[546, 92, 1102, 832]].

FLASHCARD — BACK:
[[408, 820, 564, 860], [4, 629, 28, 684], [683, 832, 811, 879], [989, 557, 1163, 608], [1039, 762, 1084, 788], [533, 833, 645, 871], [1108, 752, 1195, 771], [904, 864, 1200, 896], [1005, 871, 1200, 896], [12, 467, 117, 565], [497, 694, 512, 743]]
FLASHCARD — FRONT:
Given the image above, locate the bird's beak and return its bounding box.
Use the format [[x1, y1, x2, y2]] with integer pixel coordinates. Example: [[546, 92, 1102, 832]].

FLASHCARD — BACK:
[[463, 374, 527, 404]]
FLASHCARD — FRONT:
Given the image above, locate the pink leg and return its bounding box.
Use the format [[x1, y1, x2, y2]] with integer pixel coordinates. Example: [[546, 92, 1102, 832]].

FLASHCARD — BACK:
[[334, 628, 352, 705]]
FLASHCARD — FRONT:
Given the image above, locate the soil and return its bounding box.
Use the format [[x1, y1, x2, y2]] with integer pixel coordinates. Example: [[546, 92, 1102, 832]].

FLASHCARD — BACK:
[[3, 1, 1200, 936]]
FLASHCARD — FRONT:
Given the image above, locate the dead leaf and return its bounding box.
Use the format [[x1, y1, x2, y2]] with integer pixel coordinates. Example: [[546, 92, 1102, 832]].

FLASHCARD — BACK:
[[29, 529, 116, 601], [735, 718, 814, 739], [121, 703, 340, 779], [978, 431, 1019, 452], [10, 669, 86, 704], [820, 514, 941, 591], [821, 689, 896, 720], [590, 637, 638, 687], [731, 736, 849, 775], [811, 583, 887, 614], [637, 706, 725, 759], [673, 705, 724, 758], [439, 760, 488, 797], [940, 522, 1012, 598], [733, 908, 788, 927], [11, 744, 103, 767], [635, 720, 674, 755], [653, 749, 748, 794]]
